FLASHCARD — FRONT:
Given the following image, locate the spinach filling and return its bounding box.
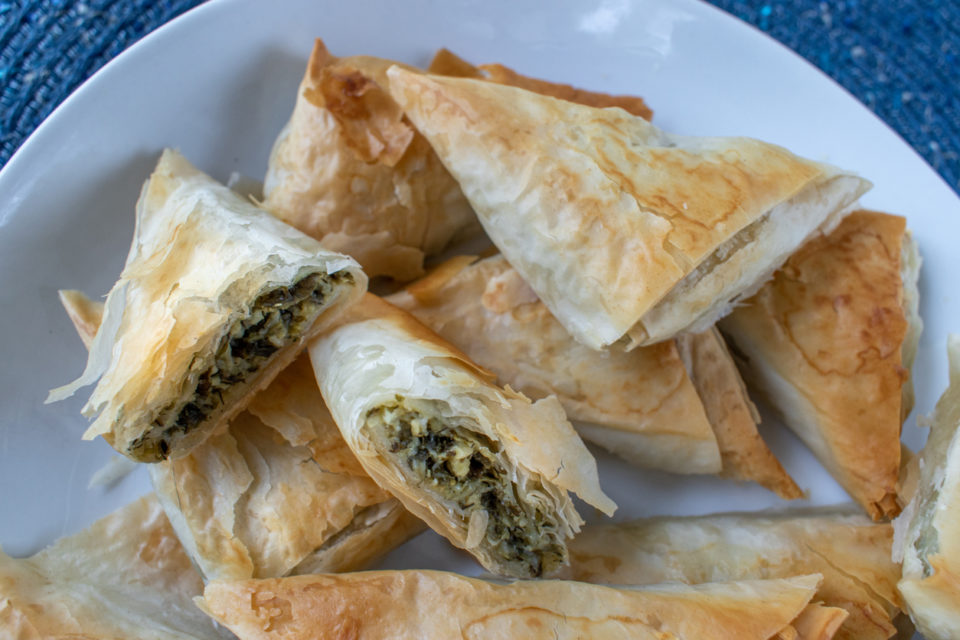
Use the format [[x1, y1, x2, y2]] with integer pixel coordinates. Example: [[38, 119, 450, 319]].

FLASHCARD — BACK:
[[913, 486, 942, 578], [131, 271, 349, 461], [367, 399, 565, 577]]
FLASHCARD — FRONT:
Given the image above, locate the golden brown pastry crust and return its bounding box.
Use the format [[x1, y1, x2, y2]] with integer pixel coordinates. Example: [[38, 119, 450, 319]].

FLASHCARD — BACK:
[[386, 67, 869, 349], [48, 149, 366, 463], [676, 327, 802, 499], [289, 501, 425, 575], [721, 210, 910, 519], [0, 495, 230, 640], [565, 510, 903, 640], [789, 605, 851, 640], [308, 294, 614, 578], [200, 570, 831, 640], [388, 254, 722, 474], [150, 396, 398, 581], [428, 48, 653, 119], [262, 39, 479, 281]]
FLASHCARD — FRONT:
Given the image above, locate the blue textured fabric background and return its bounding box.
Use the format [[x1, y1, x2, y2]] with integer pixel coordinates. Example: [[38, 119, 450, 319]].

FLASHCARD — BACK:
[[1, 0, 957, 193]]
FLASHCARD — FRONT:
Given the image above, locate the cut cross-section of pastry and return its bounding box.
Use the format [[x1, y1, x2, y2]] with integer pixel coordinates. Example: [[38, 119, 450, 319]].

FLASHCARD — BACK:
[[308, 294, 615, 579], [386, 67, 871, 349], [387, 254, 723, 475], [893, 336, 960, 640], [149, 358, 425, 581], [720, 210, 921, 519], [564, 510, 904, 640], [199, 570, 843, 640], [47, 149, 366, 463], [675, 327, 803, 499], [57, 290, 422, 581], [0, 494, 231, 640], [262, 39, 480, 281]]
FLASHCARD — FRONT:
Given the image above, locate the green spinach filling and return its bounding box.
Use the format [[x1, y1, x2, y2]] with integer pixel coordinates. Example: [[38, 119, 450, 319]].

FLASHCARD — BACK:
[[132, 271, 348, 461], [913, 486, 942, 578], [367, 400, 565, 577]]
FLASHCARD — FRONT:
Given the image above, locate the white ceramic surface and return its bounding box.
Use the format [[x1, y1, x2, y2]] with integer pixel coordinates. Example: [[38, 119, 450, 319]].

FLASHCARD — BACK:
[[1, 0, 957, 605]]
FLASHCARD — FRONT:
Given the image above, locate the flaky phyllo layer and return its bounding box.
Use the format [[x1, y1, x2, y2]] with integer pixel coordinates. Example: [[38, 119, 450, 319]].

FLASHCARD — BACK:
[[387, 254, 725, 477], [308, 295, 614, 579], [386, 68, 871, 350], [720, 210, 916, 520], [55, 289, 418, 582], [48, 149, 366, 462], [367, 397, 566, 577], [132, 271, 351, 460]]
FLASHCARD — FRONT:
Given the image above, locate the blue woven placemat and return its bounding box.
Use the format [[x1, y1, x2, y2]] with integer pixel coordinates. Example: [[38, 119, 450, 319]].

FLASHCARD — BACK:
[[1, 0, 957, 194]]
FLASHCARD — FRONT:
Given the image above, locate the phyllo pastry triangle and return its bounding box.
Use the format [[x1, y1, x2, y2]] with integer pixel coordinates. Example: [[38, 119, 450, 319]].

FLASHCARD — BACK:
[[150, 356, 424, 581], [199, 570, 844, 640], [308, 294, 615, 578], [387, 254, 723, 475], [0, 495, 230, 640], [676, 328, 802, 499], [894, 336, 960, 640], [721, 210, 921, 519], [48, 149, 366, 463], [385, 67, 870, 350], [390, 256, 801, 497], [262, 39, 480, 281], [58, 291, 422, 581], [565, 510, 904, 640]]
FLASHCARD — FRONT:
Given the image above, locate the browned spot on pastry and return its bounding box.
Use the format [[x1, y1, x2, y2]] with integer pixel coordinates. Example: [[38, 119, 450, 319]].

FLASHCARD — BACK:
[[251, 592, 294, 632], [309, 68, 414, 166]]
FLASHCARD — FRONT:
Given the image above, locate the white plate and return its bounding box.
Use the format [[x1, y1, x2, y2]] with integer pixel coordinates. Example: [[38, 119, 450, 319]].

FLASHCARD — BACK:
[[1, 0, 957, 590]]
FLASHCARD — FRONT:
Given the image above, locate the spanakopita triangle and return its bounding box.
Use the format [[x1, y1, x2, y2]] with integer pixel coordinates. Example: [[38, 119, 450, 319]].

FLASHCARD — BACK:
[[386, 67, 870, 350], [200, 570, 842, 640], [721, 211, 920, 520]]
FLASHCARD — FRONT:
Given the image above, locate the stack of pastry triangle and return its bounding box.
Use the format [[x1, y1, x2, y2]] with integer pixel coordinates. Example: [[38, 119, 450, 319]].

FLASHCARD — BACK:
[[307, 293, 615, 579], [47, 150, 366, 463], [721, 210, 921, 519], [894, 336, 960, 639], [389, 254, 801, 498], [387, 254, 723, 475], [57, 290, 424, 582], [385, 67, 871, 350]]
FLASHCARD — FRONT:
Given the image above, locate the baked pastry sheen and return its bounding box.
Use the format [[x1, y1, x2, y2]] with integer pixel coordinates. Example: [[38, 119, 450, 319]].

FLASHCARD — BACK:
[[308, 294, 615, 578], [386, 67, 870, 349], [200, 570, 842, 640], [388, 254, 723, 475], [0, 495, 230, 640], [48, 149, 366, 462], [721, 210, 920, 519], [565, 510, 904, 640], [262, 39, 479, 281]]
